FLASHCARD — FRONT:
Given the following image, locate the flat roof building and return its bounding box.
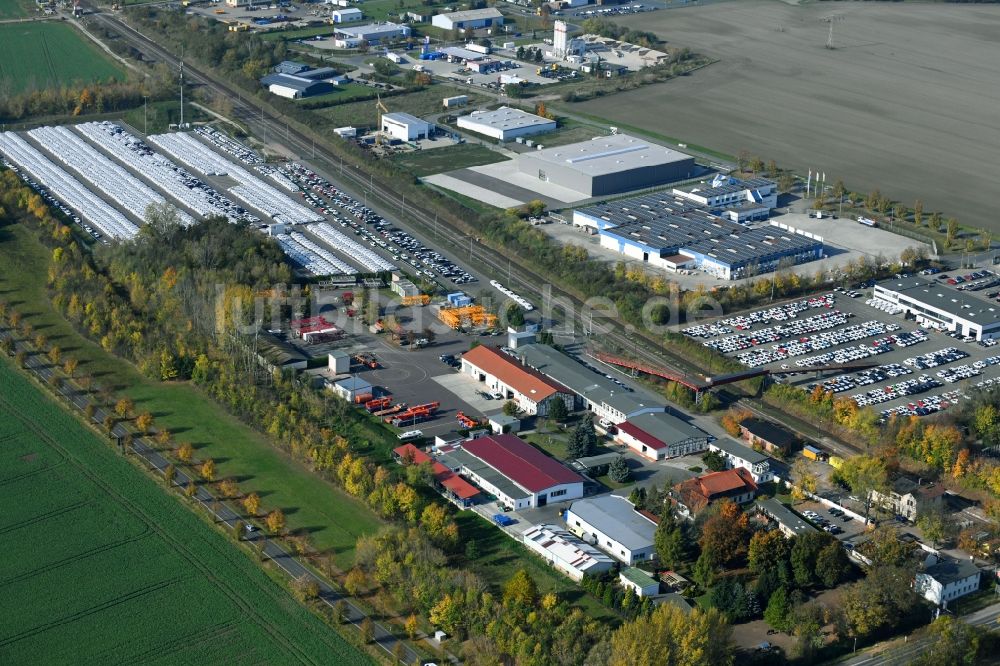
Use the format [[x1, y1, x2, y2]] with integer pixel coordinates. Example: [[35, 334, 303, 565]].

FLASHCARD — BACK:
[[331, 375, 373, 401], [522, 524, 614, 582], [566, 495, 658, 564], [708, 438, 774, 483], [437, 434, 585, 510], [673, 176, 777, 223], [461, 345, 574, 417], [620, 567, 660, 597], [873, 277, 1000, 341], [457, 106, 557, 141], [381, 112, 434, 142], [260, 73, 334, 99], [516, 134, 696, 197], [517, 343, 666, 424], [333, 22, 410, 48], [755, 498, 816, 538], [615, 411, 710, 461], [330, 7, 362, 22], [432, 7, 504, 31]]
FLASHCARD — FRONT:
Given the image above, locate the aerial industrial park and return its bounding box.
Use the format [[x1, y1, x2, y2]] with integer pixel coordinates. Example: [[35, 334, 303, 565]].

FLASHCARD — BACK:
[[2, 0, 1000, 665]]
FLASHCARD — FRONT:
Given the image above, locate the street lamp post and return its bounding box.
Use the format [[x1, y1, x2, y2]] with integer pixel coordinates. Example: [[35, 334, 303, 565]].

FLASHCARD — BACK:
[[143, 96, 148, 136]]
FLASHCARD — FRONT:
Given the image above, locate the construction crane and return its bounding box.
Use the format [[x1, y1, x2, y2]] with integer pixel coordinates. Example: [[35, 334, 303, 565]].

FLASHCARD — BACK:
[[821, 14, 843, 50], [375, 94, 389, 146]]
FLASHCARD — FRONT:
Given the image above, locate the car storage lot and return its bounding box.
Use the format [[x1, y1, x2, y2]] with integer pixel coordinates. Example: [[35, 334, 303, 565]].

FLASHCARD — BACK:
[[685, 290, 1000, 420]]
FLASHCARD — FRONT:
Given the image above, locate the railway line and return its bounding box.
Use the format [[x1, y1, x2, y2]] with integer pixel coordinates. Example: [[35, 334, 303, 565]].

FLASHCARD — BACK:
[[87, 9, 715, 387]]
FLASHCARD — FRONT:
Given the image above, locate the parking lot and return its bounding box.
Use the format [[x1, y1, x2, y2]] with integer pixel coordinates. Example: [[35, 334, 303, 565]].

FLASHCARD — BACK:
[[684, 287, 1000, 421], [793, 499, 869, 541]]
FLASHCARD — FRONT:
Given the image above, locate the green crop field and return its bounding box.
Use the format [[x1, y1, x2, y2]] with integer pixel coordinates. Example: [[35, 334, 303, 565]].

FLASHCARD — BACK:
[[0, 0, 35, 19], [0, 22, 124, 94], [0, 360, 372, 665], [0, 222, 381, 568], [391, 143, 506, 177]]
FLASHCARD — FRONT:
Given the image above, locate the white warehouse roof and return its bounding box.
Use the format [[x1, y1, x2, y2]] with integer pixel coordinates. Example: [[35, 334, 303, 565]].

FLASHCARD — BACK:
[[526, 133, 693, 176], [458, 106, 555, 134]]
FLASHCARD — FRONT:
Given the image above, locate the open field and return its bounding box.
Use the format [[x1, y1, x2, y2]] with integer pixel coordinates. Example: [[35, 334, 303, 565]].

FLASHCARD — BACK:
[[0, 22, 125, 94], [573, 0, 1000, 233], [391, 142, 506, 177], [0, 0, 35, 19], [0, 222, 381, 568], [0, 360, 371, 665]]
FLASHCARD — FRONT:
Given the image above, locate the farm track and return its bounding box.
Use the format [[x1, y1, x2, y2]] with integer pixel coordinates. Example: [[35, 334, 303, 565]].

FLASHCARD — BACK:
[[0, 500, 92, 535]]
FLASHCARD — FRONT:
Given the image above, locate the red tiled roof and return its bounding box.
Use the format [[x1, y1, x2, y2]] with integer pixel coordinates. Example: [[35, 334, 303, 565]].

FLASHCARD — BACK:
[[617, 420, 666, 450], [463, 434, 584, 493], [698, 468, 758, 497], [461, 346, 570, 403], [394, 444, 479, 500], [393, 443, 431, 464]]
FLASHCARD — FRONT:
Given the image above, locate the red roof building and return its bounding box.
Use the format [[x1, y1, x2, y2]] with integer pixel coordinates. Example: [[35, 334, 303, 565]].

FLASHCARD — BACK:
[[672, 468, 758, 519], [392, 443, 480, 506], [460, 346, 573, 417], [453, 434, 585, 510]]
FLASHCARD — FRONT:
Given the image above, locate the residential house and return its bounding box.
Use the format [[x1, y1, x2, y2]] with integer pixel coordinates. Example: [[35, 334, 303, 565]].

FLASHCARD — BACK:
[[671, 468, 758, 519]]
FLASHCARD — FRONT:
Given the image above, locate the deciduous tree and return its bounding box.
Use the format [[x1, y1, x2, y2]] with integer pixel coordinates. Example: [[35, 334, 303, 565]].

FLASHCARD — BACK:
[[265, 508, 286, 534], [608, 604, 733, 666], [243, 492, 261, 517]]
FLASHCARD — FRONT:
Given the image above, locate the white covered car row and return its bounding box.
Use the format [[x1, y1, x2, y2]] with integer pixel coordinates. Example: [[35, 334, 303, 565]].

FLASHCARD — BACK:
[[26, 125, 194, 227], [307, 222, 395, 272], [705, 310, 851, 354], [490, 279, 534, 311], [148, 132, 322, 224], [275, 233, 351, 276], [0, 131, 138, 240], [76, 122, 248, 224]]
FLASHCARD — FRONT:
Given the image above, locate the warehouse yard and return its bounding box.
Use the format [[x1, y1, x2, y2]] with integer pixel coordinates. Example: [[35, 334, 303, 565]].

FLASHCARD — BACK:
[[574, 0, 1000, 232], [0, 22, 124, 94]]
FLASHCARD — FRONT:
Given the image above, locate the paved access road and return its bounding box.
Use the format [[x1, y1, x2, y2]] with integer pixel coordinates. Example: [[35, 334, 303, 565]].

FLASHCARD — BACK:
[[0, 327, 420, 665]]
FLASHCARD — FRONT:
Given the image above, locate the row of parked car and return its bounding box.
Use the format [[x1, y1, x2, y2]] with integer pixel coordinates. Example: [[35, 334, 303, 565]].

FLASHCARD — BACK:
[[851, 376, 944, 407], [710, 295, 836, 333], [705, 310, 852, 354], [279, 162, 477, 285], [737, 320, 901, 369]]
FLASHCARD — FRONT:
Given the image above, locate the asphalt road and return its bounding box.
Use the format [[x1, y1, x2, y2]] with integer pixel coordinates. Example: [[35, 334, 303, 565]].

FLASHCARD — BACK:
[[0, 327, 421, 665]]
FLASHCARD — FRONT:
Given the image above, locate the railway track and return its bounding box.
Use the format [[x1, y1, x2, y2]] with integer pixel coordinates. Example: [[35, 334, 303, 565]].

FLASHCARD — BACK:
[[87, 10, 725, 386]]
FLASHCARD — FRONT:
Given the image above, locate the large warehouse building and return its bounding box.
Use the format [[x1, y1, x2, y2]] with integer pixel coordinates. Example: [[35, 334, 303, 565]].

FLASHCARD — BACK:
[[435, 434, 585, 510], [461, 345, 574, 416], [566, 495, 658, 565], [517, 343, 667, 424], [616, 411, 711, 461], [873, 277, 1000, 341], [260, 64, 341, 99], [381, 112, 434, 141], [573, 192, 823, 280], [457, 106, 556, 141], [431, 7, 504, 31], [516, 134, 696, 197], [333, 22, 410, 48]]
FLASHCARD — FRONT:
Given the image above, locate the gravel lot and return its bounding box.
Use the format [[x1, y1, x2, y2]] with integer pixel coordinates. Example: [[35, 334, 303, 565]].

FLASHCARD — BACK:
[[574, 0, 1000, 231]]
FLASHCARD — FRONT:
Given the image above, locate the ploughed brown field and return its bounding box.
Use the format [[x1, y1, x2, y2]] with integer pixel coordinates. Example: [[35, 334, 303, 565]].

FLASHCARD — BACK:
[[574, 0, 1000, 232]]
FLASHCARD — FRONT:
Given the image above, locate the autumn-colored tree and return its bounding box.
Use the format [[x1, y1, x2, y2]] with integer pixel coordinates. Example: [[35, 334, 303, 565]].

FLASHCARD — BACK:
[[136, 411, 153, 435], [748, 529, 790, 577], [343, 568, 366, 596], [429, 593, 464, 635], [609, 604, 733, 666], [176, 441, 194, 464], [243, 492, 261, 517], [200, 458, 216, 482], [832, 454, 888, 518], [720, 407, 752, 437], [404, 613, 419, 640], [359, 617, 374, 644], [265, 508, 286, 534], [63, 357, 78, 378], [47, 345, 61, 365], [114, 397, 133, 419], [34, 333, 47, 349], [502, 569, 538, 608], [218, 478, 239, 498], [698, 500, 750, 567], [185, 481, 198, 498], [164, 463, 176, 488], [291, 574, 320, 603]]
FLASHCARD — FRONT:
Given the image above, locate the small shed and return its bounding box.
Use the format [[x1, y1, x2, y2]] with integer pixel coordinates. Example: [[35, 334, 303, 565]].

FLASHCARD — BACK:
[[620, 567, 660, 598], [488, 412, 521, 434], [328, 350, 351, 374], [332, 375, 373, 401]]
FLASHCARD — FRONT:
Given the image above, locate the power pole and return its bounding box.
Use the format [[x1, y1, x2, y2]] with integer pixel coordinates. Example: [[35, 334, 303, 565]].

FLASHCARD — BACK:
[[143, 96, 148, 136], [179, 59, 185, 128]]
